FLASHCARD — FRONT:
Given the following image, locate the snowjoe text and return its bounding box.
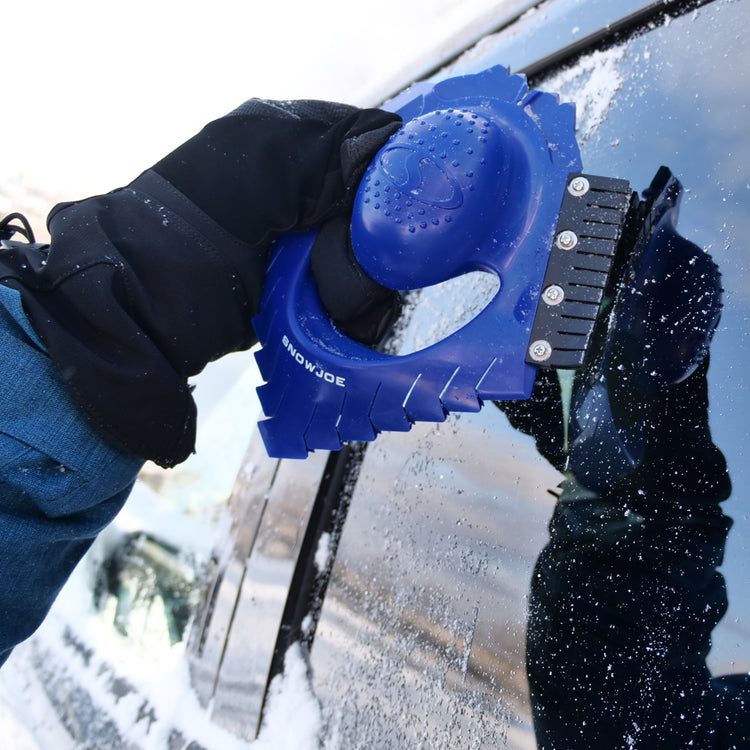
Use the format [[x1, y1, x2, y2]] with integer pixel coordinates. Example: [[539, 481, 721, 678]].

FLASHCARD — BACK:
[[282, 334, 346, 387]]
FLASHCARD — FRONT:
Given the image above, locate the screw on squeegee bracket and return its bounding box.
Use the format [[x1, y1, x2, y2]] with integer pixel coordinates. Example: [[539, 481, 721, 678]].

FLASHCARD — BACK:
[[525, 173, 633, 369]]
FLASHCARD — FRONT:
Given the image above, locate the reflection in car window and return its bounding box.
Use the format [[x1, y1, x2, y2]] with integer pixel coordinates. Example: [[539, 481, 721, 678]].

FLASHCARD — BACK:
[[527, 4, 750, 745], [499, 162, 739, 745], [534, 0, 750, 678]]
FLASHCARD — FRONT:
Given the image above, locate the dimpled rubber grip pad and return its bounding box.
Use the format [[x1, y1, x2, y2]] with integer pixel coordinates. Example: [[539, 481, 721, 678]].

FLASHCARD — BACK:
[[352, 109, 508, 289]]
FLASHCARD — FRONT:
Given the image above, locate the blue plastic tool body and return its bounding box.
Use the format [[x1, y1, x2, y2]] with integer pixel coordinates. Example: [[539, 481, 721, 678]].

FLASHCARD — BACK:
[[253, 66, 581, 458]]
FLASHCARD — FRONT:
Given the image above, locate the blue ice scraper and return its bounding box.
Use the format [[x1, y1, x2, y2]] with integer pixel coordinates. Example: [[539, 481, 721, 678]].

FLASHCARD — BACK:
[[251, 65, 642, 458]]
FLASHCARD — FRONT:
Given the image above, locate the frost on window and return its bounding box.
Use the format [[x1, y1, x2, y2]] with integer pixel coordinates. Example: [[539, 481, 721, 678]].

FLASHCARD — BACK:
[[389, 270, 501, 355], [540, 45, 627, 141]]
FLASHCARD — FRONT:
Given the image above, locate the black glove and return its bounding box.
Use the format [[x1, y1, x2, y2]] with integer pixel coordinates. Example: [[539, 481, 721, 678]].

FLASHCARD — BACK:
[[0, 100, 402, 467], [151, 98, 404, 347], [149, 99, 402, 246], [310, 214, 402, 346]]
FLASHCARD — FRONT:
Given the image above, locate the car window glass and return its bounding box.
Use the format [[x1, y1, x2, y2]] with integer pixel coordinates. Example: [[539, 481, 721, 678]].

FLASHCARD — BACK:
[[535, 2, 750, 673], [310, 2, 750, 747]]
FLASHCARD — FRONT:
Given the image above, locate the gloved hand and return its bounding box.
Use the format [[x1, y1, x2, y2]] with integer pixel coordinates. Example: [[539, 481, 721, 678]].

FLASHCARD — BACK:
[[148, 99, 402, 247], [310, 213, 402, 346], [0, 100, 402, 466], [150, 98, 404, 347]]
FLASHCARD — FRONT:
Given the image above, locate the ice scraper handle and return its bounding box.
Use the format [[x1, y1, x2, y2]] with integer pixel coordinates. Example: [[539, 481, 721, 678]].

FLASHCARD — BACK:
[[252, 66, 626, 458]]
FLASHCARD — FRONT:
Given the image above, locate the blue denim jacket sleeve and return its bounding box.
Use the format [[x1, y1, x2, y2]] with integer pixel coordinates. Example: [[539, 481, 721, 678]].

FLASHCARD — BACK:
[[0, 284, 143, 664]]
